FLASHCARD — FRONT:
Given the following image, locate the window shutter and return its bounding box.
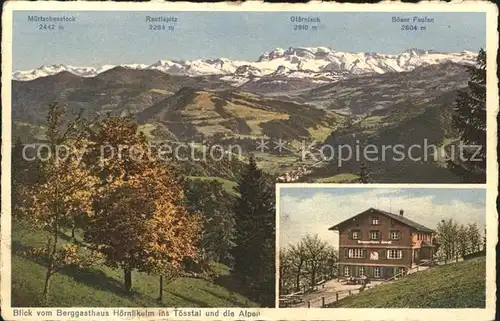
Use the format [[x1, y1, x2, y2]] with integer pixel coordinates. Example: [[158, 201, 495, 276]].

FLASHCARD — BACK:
[[359, 231, 363, 240], [388, 231, 391, 240], [400, 250, 404, 259], [380, 249, 385, 258], [344, 248, 348, 258], [398, 231, 402, 239], [362, 249, 366, 258]]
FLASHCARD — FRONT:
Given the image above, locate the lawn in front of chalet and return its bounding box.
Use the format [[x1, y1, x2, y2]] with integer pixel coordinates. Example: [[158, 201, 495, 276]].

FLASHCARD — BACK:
[[327, 256, 485, 308]]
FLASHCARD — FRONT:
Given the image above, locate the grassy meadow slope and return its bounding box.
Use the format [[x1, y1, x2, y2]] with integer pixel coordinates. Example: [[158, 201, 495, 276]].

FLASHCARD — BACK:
[[328, 257, 486, 308], [11, 221, 257, 308]]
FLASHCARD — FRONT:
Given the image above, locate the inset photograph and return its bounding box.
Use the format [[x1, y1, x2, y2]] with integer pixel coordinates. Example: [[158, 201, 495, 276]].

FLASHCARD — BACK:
[[278, 185, 486, 308]]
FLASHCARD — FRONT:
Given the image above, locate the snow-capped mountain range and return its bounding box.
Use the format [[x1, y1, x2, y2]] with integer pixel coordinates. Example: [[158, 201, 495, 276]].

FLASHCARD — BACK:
[[13, 47, 477, 82]]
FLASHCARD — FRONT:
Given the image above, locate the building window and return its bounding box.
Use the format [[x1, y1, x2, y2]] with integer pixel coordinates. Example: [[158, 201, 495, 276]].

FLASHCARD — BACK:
[[344, 266, 350, 277], [390, 231, 401, 240], [371, 217, 379, 225], [359, 267, 365, 276], [348, 248, 365, 258], [374, 267, 381, 277], [351, 230, 361, 240], [370, 231, 380, 240], [417, 233, 421, 240], [398, 267, 405, 275], [387, 249, 403, 259]]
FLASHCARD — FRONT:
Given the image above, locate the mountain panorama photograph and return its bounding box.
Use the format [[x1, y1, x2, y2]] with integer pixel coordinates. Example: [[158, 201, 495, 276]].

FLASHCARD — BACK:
[[12, 47, 488, 184], [8, 11, 487, 308]]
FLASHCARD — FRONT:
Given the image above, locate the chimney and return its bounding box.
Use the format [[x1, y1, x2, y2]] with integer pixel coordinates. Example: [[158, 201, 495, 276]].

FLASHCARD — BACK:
[[399, 209, 404, 216]]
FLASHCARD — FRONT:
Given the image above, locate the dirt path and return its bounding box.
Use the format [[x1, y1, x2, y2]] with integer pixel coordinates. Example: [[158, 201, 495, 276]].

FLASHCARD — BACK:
[[290, 280, 362, 307]]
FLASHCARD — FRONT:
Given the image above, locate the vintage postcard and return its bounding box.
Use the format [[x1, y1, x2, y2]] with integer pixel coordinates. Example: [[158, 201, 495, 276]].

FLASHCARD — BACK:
[[1, 1, 498, 321], [277, 184, 492, 310]]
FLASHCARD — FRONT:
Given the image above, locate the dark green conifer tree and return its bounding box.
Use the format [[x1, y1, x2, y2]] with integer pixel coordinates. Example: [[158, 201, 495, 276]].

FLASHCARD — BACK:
[[358, 161, 373, 183], [449, 48, 486, 182], [184, 179, 236, 264], [12, 136, 25, 178], [232, 154, 275, 307], [12, 136, 28, 218]]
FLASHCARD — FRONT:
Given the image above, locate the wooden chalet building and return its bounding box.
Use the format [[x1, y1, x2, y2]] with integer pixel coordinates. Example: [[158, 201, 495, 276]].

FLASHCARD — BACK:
[[329, 208, 435, 280]]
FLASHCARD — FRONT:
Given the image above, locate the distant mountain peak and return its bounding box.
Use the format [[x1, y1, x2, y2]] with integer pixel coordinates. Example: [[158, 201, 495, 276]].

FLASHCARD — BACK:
[[13, 47, 478, 82], [404, 48, 429, 55]]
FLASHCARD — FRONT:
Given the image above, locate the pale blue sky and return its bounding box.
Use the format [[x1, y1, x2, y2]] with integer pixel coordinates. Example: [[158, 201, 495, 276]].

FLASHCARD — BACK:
[[12, 11, 485, 70], [280, 187, 486, 207]]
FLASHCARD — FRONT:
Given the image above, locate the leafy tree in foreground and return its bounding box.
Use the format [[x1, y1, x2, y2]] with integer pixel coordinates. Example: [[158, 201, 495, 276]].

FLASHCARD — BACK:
[[288, 242, 307, 292], [232, 154, 275, 307], [449, 48, 486, 182], [482, 227, 486, 251], [301, 234, 335, 288], [436, 219, 458, 260], [280, 234, 338, 295], [456, 225, 469, 258], [18, 103, 99, 303], [279, 248, 292, 294], [466, 222, 482, 253], [85, 115, 201, 293], [322, 245, 339, 279], [436, 218, 483, 260]]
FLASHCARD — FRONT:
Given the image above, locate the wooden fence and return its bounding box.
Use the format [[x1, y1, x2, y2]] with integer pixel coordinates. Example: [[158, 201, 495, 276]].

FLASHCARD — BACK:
[[285, 252, 484, 308]]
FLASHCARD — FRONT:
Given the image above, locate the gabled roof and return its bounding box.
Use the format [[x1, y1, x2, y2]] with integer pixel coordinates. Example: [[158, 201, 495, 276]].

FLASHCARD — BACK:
[[328, 207, 435, 233]]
